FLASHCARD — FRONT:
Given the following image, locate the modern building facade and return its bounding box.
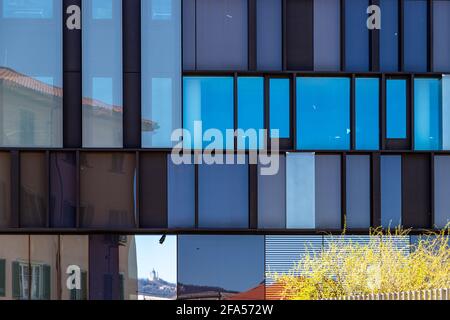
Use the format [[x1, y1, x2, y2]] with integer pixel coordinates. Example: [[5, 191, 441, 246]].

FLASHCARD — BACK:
[[0, 0, 449, 300]]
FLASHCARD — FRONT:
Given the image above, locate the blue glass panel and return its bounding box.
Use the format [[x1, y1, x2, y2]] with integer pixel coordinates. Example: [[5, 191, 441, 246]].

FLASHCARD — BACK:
[[434, 156, 450, 228], [414, 78, 441, 150], [297, 77, 350, 150], [3, 0, 53, 18], [178, 235, 264, 299], [257, 0, 282, 70], [344, 0, 369, 71], [198, 159, 248, 228], [433, 1, 450, 71], [404, 0, 427, 72], [355, 78, 379, 150], [183, 77, 234, 149], [82, 0, 123, 147], [314, 0, 340, 71], [269, 78, 290, 138], [380, 0, 399, 71], [286, 153, 315, 228], [237, 77, 264, 149], [381, 156, 402, 228], [346, 155, 371, 228], [442, 75, 450, 150], [142, 0, 181, 148], [386, 79, 407, 139]]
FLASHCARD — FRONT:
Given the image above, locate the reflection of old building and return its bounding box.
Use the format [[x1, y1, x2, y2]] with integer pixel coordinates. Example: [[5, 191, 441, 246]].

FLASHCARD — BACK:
[[0, 235, 137, 300]]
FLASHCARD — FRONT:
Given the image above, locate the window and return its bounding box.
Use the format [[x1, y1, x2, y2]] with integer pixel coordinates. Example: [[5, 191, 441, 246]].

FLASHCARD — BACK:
[[414, 78, 441, 150], [257, 0, 281, 70], [258, 155, 286, 229], [29, 235, 56, 300], [60, 236, 89, 300], [297, 77, 350, 150], [0, 152, 11, 227], [50, 153, 77, 228], [0, 0, 62, 147], [381, 156, 402, 228], [380, 0, 399, 71], [20, 152, 47, 228], [344, 0, 369, 71], [269, 78, 290, 139], [142, 0, 181, 148], [355, 78, 379, 150], [183, 0, 248, 70], [404, 0, 427, 72], [198, 157, 248, 228], [433, 1, 450, 71], [237, 77, 264, 149], [286, 153, 341, 229], [80, 153, 136, 228], [434, 156, 450, 228], [178, 235, 264, 300], [183, 77, 234, 149], [386, 79, 407, 139], [346, 155, 371, 228], [313, 0, 340, 71], [82, 0, 123, 147]]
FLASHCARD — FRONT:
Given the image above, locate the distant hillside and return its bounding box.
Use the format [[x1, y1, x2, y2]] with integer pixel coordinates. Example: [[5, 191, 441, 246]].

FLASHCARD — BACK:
[[138, 278, 176, 299]]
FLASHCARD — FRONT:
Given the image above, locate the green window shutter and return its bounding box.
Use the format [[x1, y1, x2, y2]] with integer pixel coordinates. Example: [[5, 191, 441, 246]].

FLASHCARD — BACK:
[[118, 274, 124, 300], [42, 265, 51, 300], [12, 262, 20, 299], [0, 259, 5, 297], [81, 271, 88, 300]]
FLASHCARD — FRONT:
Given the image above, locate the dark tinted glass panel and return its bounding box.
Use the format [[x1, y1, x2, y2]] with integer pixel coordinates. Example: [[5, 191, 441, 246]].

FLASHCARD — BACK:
[[0, 152, 11, 227], [198, 158, 248, 228], [404, 0, 427, 72], [386, 79, 407, 139], [297, 77, 350, 150], [433, 1, 450, 71], [82, 0, 123, 147], [237, 77, 264, 149], [183, 77, 234, 149], [20, 152, 47, 228], [381, 155, 402, 228], [434, 156, 450, 228], [414, 78, 441, 150], [346, 155, 371, 228], [168, 156, 194, 228], [258, 155, 286, 229], [269, 78, 290, 139], [80, 153, 136, 228], [50, 153, 76, 228], [256, 0, 281, 70], [313, 0, 340, 71], [89, 235, 137, 300], [182, 0, 195, 70], [355, 78, 379, 150], [345, 0, 369, 71], [196, 0, 247, 70], [178, 235, 264, 300], [141, 0, 182, 148], [0, 0, 62, 147], [380, 0, 399, 71]]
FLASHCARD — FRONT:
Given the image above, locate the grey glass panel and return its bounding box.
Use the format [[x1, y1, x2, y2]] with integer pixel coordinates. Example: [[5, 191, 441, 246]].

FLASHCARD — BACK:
[[80, 153, 136, 228], [167, 157, 195, 228], [258, 155, 286, 228], [434, 156, 450, 228], [82, 0, 123, 147], [182, 0, 195, 70], [196, 0, 247, 70], [315, 155, 341, 229], [198, 158, 248, 228], [0, 152, 11, 227], [0, 0, 62, 147], [433, 1, 450, 71], [346, 155, 371, 228], [381, 155, 402, 228], [257, 0, 281, 70], [286, 153, 315, 229], [313, 0, 340, 71], [20, 152, 47, 228], [142, 0, 181, 148]]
